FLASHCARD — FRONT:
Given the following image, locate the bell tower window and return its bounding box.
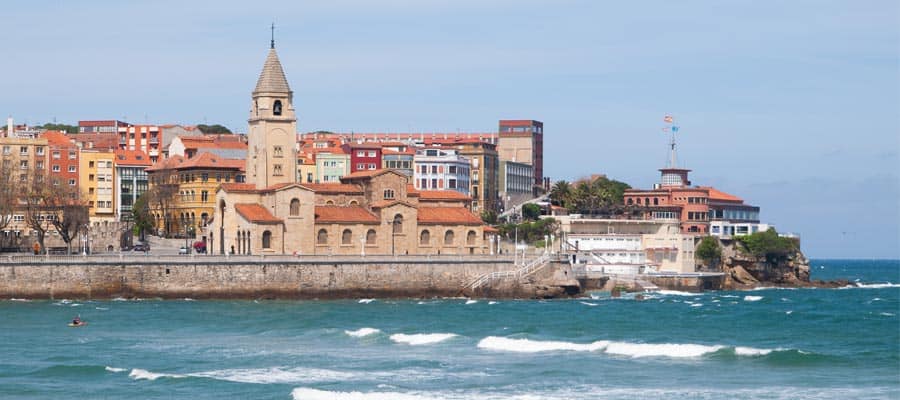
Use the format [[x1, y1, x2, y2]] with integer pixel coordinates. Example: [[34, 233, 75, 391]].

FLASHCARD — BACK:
[[273, 100, 283, 116]]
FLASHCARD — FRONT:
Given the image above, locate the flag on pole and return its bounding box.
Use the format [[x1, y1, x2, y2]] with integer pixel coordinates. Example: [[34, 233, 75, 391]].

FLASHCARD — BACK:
[[663, 115, 673, 124]]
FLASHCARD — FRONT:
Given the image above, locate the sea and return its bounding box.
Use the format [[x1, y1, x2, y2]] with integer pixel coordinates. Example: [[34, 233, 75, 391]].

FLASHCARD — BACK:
[[1, 259, 897, 399]]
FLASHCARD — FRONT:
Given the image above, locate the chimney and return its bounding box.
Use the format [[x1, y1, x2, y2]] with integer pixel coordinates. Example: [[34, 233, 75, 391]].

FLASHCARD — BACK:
[[6, 116, 12, 138]]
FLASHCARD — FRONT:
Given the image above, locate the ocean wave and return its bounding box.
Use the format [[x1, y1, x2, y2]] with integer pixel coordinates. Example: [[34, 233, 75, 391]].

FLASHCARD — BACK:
[[128, 368, 186, 381], [579, 302, 598, 307], [292, 388, 436, 400], [105, 366, 126, 373], [477, 337, 608, 353], [345, 327, 381, 337], [9, 298, 30, 302], [656, 290, 698, 296], [390, 333, 457, 345], [191, 367, 354, 384], [488, 301, 498, 305], [465, 299, 478, 305], [743, 296, 763, 302], [841, 282, 900, 289], [477, 337, 800, 359], [880, 312, 895, 316], [358, 299, 376, 304], [690, 303, 702, 307]]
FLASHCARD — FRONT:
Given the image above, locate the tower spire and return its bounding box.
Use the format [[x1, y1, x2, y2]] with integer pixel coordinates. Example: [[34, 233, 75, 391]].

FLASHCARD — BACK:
[[270, 22, 275, 49]]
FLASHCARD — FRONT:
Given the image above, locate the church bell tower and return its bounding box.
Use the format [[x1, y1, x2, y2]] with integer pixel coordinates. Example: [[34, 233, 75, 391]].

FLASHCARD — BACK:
[[247, 33, 298, 189]]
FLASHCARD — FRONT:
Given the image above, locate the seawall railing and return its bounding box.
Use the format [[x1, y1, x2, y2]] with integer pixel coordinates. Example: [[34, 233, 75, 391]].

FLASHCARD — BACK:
[[1, 253, 517, 265]]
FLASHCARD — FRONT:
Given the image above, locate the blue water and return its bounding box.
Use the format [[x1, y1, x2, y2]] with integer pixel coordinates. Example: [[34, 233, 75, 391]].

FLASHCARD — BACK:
[[1, 259, 898, 399]]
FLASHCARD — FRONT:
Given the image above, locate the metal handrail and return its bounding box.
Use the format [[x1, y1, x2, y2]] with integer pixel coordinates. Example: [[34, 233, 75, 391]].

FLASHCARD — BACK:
[[464, 253, 552, 290]]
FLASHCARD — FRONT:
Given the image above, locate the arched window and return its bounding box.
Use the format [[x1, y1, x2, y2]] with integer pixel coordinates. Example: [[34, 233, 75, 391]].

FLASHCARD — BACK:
[[393, 214, 403, 234], [262, 230, 272, 249], [444, 230, 454, 245], [644, 197, 650, 205], [342, 229, 352, 245], [420, 230, 430, 245], [467, 230, 476, 245], [317, 229, 328, 245], [325, 200, 335, 205], [349, 200, 358, 205], [273, 100, 283, 116], [290, 198, 300, 216], [627, 198, 633, 205], [653, 198, 659, 206], [366, 229, 376, 245]]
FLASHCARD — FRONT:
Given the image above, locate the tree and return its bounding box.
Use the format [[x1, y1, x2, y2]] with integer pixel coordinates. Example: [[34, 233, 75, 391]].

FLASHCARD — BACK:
[[480, 210, 498, 225], [36, 123, 78, 134], [0, 159, 16, 248], [522, 203, 541, 221], [132, 193, 154, 242], [565, 176, 631, 216], [196, 124, 232, 134], [736, 228, 798, 262], [46, 188, 89, 254], [549, 180, 572, 209], [696, 236, 722, 269], [146, 171, 179, 237], [23, 172, 53, 254]]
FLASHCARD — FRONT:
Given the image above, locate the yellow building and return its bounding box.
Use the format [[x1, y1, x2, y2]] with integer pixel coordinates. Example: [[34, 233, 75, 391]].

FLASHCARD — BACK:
[[146, 152, 245, 240], [296, 152, 317, 184], [79, 149, 117, 222]]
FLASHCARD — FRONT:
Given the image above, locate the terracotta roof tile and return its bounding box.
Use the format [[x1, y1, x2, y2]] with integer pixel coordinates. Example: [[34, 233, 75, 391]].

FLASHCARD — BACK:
[[235, 203, 282, 224], [146, 152, 244, 172], [703, 187, 744, 202], [219, 183, 258, 193], [114, 150, 152, 166], [417, 207, 483, 225], [301, 183, 364, 194], [418, 190, 471, 201], [315, 206, 379, 224]]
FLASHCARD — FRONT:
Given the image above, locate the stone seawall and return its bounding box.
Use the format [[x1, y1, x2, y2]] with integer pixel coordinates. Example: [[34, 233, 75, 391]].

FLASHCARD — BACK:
[[0, 258, 523, 300]]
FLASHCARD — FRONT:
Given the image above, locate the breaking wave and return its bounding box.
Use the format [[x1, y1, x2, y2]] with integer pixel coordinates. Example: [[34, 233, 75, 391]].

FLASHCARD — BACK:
[[477, 337, 804, 359], [656, 290, 699, 296], [743, 296, 763, 302], [128, 368, 186, 381], [841, 282, 900, 289], [345, 327, 381, 338], [389, 333, 457, 345]]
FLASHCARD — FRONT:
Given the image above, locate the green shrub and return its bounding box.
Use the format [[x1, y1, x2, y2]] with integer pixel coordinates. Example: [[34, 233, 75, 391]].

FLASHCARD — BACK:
[[696, 236, 722, 264], [736, 228, 797, 260]]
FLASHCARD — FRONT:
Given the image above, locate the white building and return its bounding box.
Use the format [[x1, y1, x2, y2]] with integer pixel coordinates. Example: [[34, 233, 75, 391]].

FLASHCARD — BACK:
[[413, 148, 470, 195]]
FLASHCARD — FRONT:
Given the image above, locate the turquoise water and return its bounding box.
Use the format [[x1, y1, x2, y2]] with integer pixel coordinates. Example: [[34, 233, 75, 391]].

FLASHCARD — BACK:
[[1, 259, 898, 399]]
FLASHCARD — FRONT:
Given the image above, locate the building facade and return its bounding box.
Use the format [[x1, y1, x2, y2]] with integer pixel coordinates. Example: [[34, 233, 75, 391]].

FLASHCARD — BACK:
[[413, 148, 470, 195], [214, 43, 491, 256], [42, 131, 80, 188], [348, 143, 382, 173], [118, 125, 162, 163], [79, 149, 117, 222], [497, 119, 543, 188], [114, 151, 151, 221], [499, 160, 534, 211]]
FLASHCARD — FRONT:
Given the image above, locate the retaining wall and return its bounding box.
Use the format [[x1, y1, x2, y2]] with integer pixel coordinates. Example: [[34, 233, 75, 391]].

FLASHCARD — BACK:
[[0, 258, 521, 299]]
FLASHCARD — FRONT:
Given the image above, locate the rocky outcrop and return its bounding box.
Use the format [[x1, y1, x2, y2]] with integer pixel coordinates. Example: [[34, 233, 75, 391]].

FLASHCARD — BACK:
[[714, 240, 843, 289]]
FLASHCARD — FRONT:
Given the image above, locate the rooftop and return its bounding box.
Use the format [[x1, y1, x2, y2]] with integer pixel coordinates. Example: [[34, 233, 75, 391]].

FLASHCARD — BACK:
[[235, 203, 282, 224], [315, 206, 379, 224], [417, 207, 483, 225]]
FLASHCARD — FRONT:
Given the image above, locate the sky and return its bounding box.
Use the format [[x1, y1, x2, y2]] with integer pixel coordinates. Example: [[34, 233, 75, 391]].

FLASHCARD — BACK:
[[2, 0, 898, 259]]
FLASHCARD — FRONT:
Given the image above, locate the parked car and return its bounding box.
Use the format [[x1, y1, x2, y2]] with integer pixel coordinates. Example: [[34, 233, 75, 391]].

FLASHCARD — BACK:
[[178, 246, 190, 255], [132, 243, 150, 252]]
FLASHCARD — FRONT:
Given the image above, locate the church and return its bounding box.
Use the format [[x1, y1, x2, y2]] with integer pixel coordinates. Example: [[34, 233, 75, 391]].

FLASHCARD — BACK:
[[212, 43, 493, 256]]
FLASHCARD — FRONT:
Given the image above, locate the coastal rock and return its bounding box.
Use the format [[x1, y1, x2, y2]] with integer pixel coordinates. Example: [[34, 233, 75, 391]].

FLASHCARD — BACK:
[[730, 265, 759, 285]]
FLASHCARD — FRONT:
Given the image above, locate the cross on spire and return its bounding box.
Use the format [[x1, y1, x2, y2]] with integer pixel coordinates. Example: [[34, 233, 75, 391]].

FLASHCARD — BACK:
[[270, 22, 275, 49]]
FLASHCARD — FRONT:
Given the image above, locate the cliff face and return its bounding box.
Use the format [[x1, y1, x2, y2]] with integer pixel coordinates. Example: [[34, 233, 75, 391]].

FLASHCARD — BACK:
[[716, 240, 811, 289]]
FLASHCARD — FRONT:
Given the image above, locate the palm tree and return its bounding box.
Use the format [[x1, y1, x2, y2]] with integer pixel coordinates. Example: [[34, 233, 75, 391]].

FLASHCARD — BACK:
[[549, 180, 572, 209]]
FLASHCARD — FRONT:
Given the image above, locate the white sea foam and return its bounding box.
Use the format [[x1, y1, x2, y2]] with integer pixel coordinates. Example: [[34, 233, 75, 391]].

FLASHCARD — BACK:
[[720, 295, 739, 298], [390, 333, 457, 345], [734, 346, 774, 356], [70, 303, 82, 307], [711, 299, 720, 303], [112, 297, 128, 301], [488, 301, 498, 305], [183, 298, 195, 301], [292, 388, 437, 400], [477, 336, 609, 353], [105, 366, 126, 373], [9, 298, 30, 302], [95, 307, 109, 310], [690, 303, 703, 307], [465, 299, 478, 305], [192, 367, 354, 384], [128, 368, 185, 381], [656, 290, 697, 296], [579, 302, 598, 307], [880, 312, 895, 316], [345, 327, 381, 337], [604, 342, 723, 358], [358, 298, 376, 304], [844, 282, 900, 289], [786, 310, 793, 315], [743, 295, 763, 302]]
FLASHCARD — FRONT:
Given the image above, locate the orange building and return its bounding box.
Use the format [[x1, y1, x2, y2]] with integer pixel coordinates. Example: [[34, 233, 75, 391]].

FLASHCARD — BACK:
[[624, 167, 711, 234], [41, 130, 80, 187]]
